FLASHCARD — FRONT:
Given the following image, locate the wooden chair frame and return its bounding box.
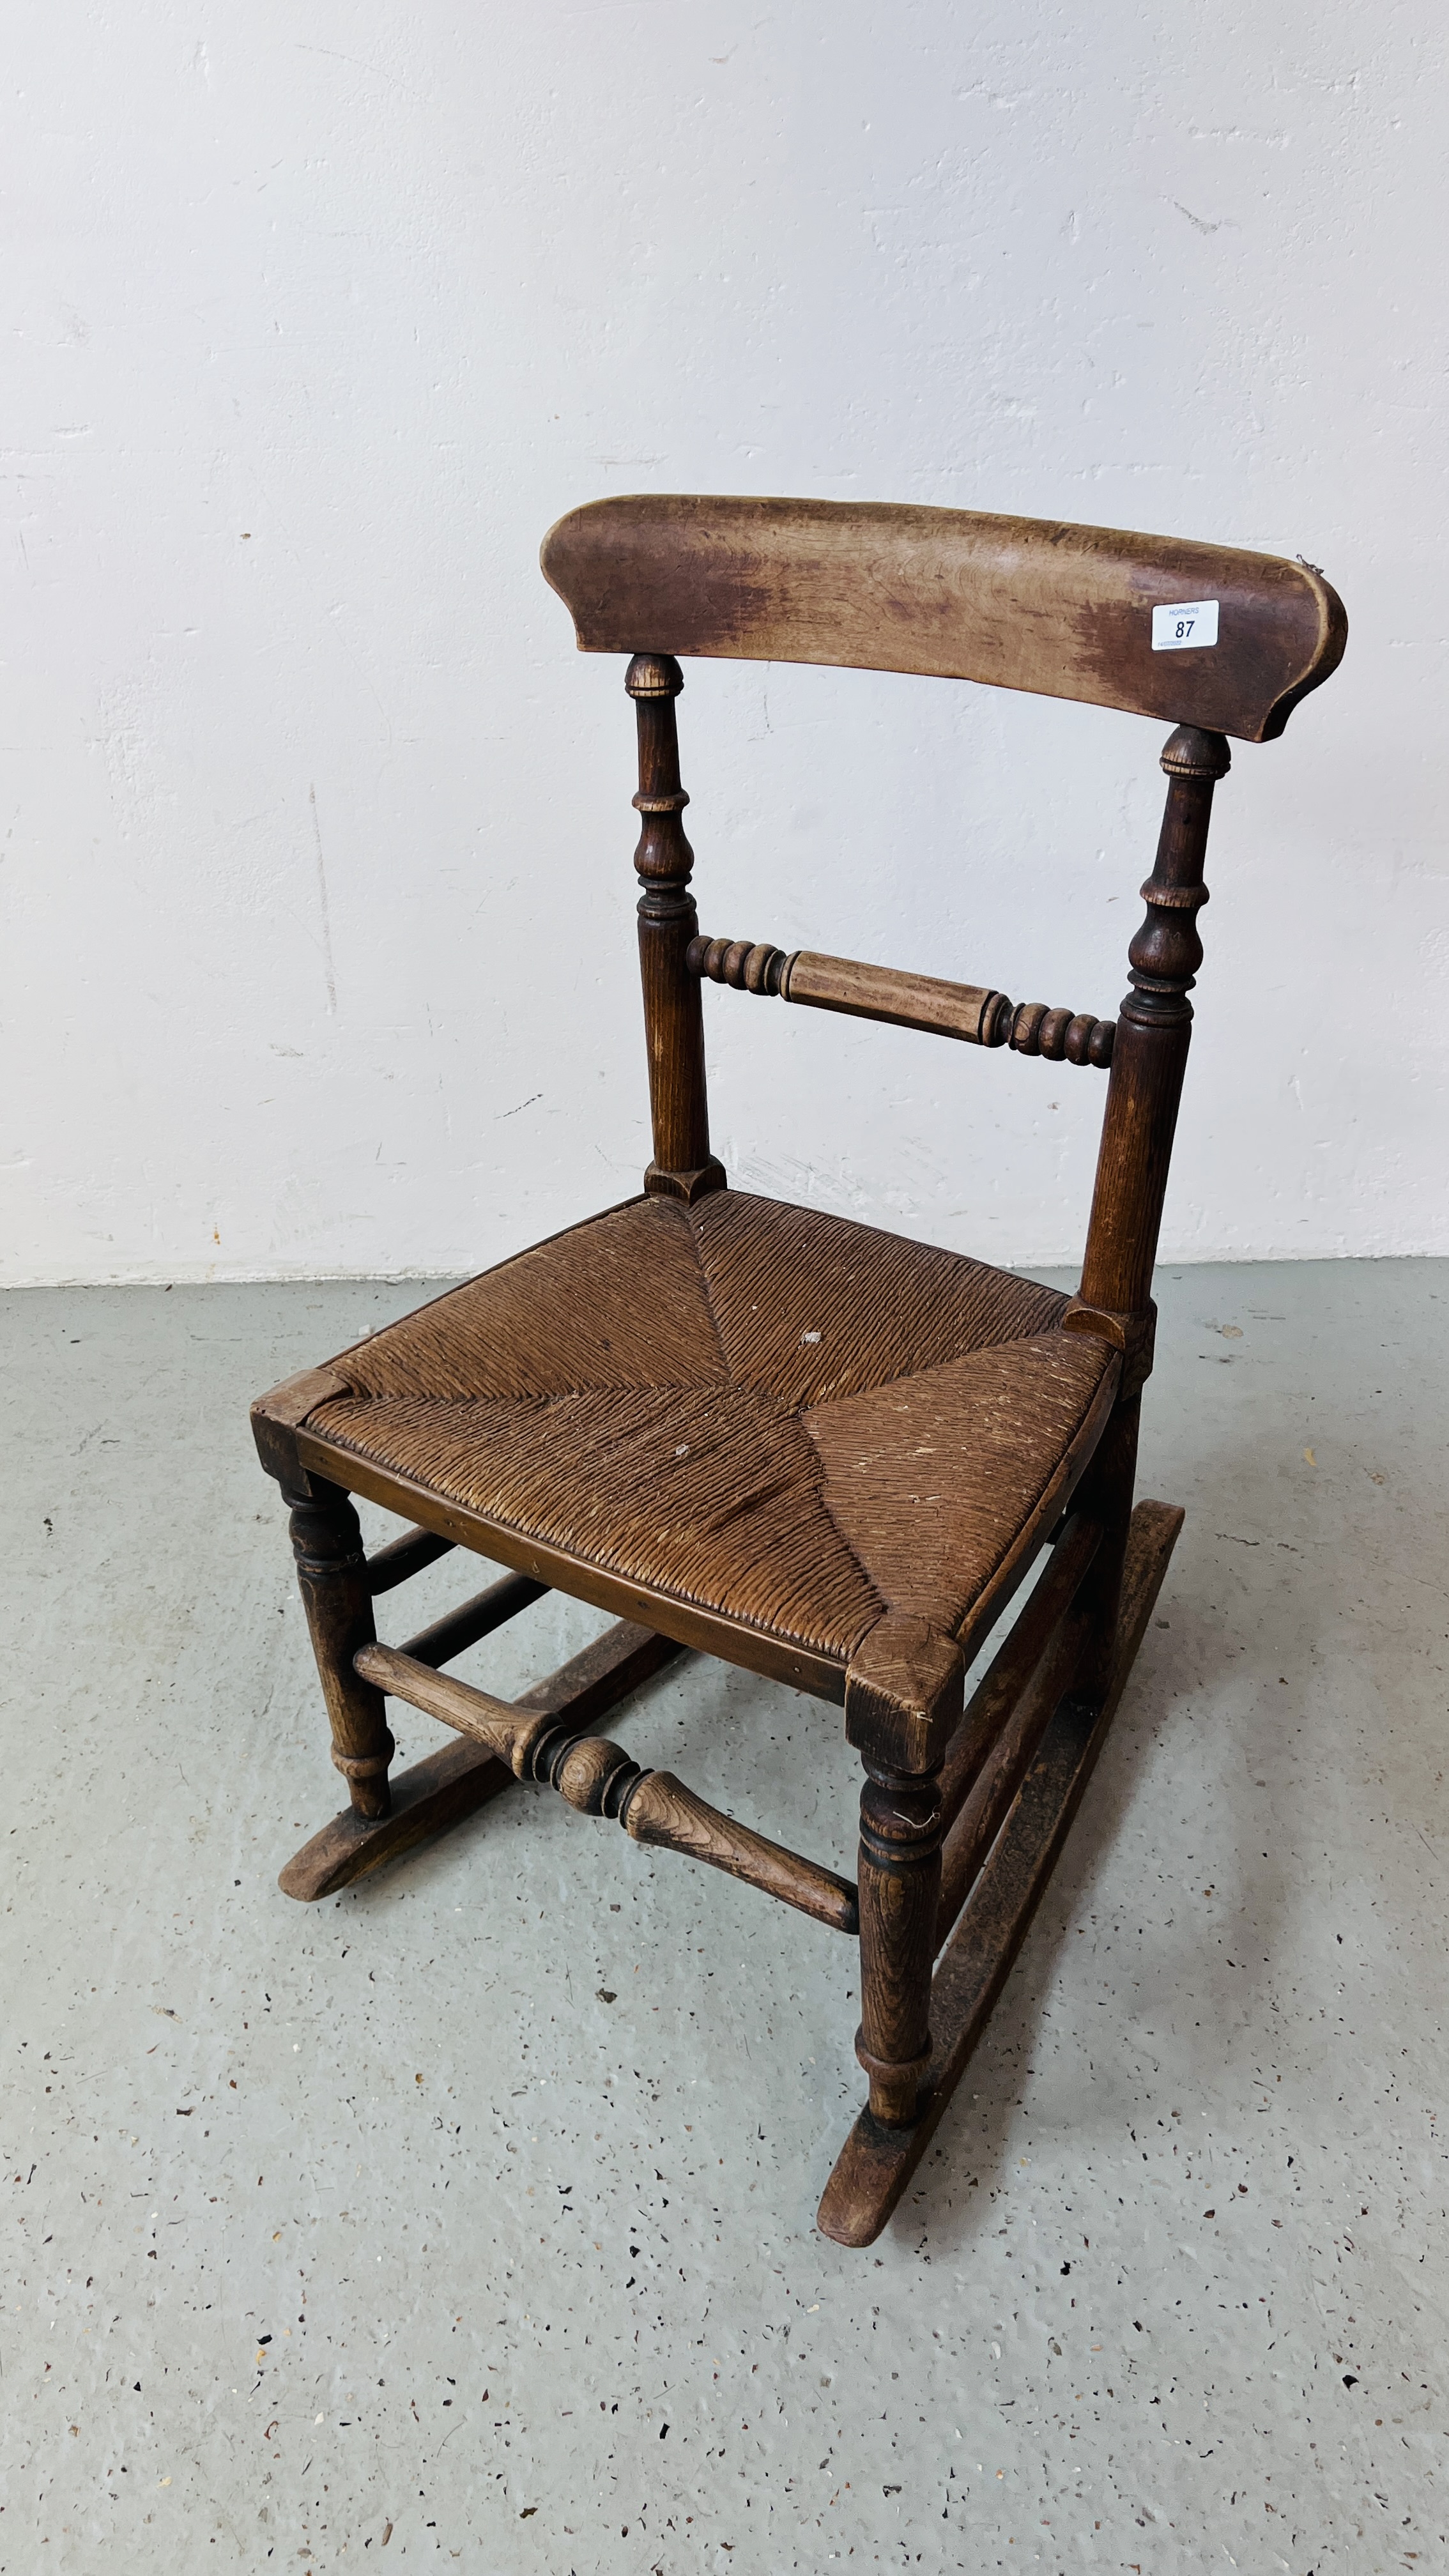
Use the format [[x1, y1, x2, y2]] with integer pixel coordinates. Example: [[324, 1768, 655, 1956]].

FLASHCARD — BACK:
[[251, 497, 1344, 2244]]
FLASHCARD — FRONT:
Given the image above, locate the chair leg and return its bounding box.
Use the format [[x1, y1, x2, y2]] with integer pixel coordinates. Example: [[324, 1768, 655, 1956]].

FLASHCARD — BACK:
[[855, 1757, 945, 2126], [282, 1473, 395, 1821], [1072, 1392, 1140, 1706], [819, 1496, 1185, 2246]]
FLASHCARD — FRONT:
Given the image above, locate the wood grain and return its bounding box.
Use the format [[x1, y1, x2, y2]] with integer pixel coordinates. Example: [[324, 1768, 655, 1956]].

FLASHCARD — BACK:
[[934, 1602, 1091, 1945], [627, 652, 726, 1203], [783, 951, 1011, 1047], [278, 1735, 515, 1903], [283, 1475, 394, 1821], [855, 1759, 944, 2123], [1078, 725, 1227, 1330], [937, 1509, 1101, 1834], [625, 1769, 859, 1933], [687, 933, 1114, 1064], [817, 1498, 1184, 2244], [277, 1618, 680, 1901], [353, 1634, 856, 1929], [542, 495, 1346, 742]]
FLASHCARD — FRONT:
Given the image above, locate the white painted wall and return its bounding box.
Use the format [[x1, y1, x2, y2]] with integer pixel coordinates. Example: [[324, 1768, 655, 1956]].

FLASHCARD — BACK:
[[4, 3, 1445, 1285]]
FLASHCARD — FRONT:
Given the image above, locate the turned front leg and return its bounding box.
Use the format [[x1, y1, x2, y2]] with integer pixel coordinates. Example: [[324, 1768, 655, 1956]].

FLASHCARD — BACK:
[[856, 1758, 944, 2124], [283, 1475, 394, 1820], [845, 1614, 962, 2129]]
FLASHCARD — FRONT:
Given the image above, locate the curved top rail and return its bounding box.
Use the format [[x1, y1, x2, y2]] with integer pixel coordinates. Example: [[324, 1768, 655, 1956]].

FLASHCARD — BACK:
[[540, 494, 1345, 742]]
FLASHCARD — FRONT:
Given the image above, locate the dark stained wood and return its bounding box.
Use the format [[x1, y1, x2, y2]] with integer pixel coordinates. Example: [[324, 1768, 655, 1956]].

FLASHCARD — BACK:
[[1008, 1000, 1115, 1068], [627, 653, 726, 1204], [844, 1618, 962, 2120], [397, 1568, 548, 1669], [844, 1614, 965, 1774], [855, 1758, 945, 2124], [1070, 1393, 1143, 1712], [365, 1522, 457, 1595], [1063, 721, 1225, 1694], [688, 934, 793, 996], [282, 1474, 394, 1821], [951, 1353, 1121, 1673], [354, 1634, 857, 1931], [935, 1600, 1091, 1945], [938, 1510, 1101, 1834], [279, 1734, 514, 1903], [625, 1771, 858, 1935], [358, 1639, 613, 1777], [250, 1365, 351, 1485], [817, 1498, 1184, 2245], [278, 1618, 682, 1901], [295, 1429, 850, 1704], [689, 932, 1116, 1064], [1077, 725, 1228, 1334], [507, 1616, 684, 1732], [250, 490, 1345, 2242], [542, 496, 1346, 740]]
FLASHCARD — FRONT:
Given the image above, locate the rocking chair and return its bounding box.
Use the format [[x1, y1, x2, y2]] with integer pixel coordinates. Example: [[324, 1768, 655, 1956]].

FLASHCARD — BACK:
[[251, 496, 1345, 2244]]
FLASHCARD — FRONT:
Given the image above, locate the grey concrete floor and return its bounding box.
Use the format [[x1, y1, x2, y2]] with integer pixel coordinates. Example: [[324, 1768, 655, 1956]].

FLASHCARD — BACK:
[[3, 1259, 1446, 2573]]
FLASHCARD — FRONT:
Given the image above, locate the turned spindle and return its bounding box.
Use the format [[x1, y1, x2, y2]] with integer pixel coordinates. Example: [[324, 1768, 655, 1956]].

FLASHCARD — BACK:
[[845, 1616, 962, 2126], [687, 928, 1114, 1063], [627, 654, 725, 1204], [1078, 723, 1228, 1323], [284, 1476, 394, 1820], [855, 1761, 944, 2125], [1070, 721, 1229, 1694], [1008, 1000, 1115, 1068]]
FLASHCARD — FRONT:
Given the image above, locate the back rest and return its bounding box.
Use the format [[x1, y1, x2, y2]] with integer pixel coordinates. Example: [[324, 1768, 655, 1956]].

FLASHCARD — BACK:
[[542, 493, 1346, 742], [539, 494, 1347, 1389]]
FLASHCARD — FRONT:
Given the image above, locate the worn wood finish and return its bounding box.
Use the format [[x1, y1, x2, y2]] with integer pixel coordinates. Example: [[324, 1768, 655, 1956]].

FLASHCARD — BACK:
[[507, 1617, 684, 1734], [1070, 1394, 1143, 1713], [781, 946, 1012, 1048], [628, 653, 725, 1203], [356, 1638, 857, 1932], [1064, 721, 1224, 1693], [278, 1617, 681, 1901], [949, 1351, 1121, 1676], [689, 933, 1114, 1065], [283, 1474, 394, 1821], [358, 1641, 589, 1774], [1008, 1000, 1115, 1069], [817, 1499, 1184, 2246], [296, 1431, 850, 1703], [938, 1510, 1101, 1834], [397, 1568, 548, 1671], [250, 489, 1345, 2243], [290, 1184, 1117, 1715], [1078, 725, 1227, 1337], [279, 1735, 515, 1904], [855, 1758, 945, 2122], [365, 1522, 457, 1595], [844, 1620, 961, 2120], [542, 496, 1346, 740], [935, 1600, 1091, 1945], [625, 1772, 858, 1935]]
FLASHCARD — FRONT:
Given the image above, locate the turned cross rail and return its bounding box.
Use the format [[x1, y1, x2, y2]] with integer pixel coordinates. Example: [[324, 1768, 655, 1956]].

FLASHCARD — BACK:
[[686, 933, 1116, 1068], [354, 1640, 860, 1935]]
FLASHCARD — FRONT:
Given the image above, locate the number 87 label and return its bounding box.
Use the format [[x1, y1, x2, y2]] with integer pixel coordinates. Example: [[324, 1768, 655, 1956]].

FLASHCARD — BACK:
[[1152, 599, 1219, 651]]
